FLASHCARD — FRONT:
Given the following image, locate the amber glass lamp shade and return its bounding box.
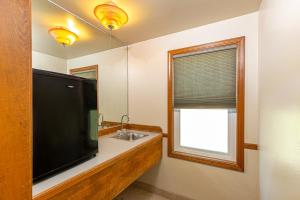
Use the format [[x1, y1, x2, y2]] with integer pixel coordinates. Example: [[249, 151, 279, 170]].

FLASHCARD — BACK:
[[48, 26, 79, 46], [94, 3, 128, 30]]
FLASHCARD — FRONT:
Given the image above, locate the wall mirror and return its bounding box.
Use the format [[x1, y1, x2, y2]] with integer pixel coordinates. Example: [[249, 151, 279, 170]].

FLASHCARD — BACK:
[[32, 0, 128, 131]]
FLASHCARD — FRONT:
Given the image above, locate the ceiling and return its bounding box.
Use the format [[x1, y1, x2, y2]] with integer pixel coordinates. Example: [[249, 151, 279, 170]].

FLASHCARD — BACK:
[[50, 0, 262, 44], [32, 0, 124, 59], [33, 0, 261, 59]]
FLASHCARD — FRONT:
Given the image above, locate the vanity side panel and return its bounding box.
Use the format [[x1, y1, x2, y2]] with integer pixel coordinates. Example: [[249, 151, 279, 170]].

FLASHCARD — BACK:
[[0, 0, 32, 199]]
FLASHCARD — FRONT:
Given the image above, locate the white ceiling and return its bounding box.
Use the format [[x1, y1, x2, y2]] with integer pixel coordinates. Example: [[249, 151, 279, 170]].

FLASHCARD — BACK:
[[50, 0, 262, 44], [32, 0, 124, 59], [33, 0, 261, 58]]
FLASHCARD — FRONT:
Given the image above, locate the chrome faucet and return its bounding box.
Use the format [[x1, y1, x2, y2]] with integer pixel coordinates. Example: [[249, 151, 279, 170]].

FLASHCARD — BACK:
[[121, 114, 130, 132]]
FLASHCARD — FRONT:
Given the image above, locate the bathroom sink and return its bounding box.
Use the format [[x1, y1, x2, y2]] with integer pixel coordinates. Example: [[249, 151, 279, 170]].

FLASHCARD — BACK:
[[112, 131, 148, 141]]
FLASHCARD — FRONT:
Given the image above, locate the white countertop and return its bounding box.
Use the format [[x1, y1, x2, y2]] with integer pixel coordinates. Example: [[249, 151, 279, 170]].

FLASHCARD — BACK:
[[32, 130, 161, 197]]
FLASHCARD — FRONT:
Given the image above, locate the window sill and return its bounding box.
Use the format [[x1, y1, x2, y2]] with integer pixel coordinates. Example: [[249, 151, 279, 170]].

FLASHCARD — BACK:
[[168, 150, 244, 172]]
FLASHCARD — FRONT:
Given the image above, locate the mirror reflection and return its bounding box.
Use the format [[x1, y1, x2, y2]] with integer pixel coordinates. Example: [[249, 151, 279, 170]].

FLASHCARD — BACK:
[[32, 0, 128, 129]]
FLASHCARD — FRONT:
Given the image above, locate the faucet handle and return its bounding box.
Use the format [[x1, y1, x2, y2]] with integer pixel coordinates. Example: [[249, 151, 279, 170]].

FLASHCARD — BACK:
[[121, 114, 130, 123], [98, 113, 104, 126]]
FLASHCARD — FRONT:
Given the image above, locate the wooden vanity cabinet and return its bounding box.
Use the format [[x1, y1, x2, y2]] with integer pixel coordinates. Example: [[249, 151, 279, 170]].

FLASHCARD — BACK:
[[34, 135, 162, 200]]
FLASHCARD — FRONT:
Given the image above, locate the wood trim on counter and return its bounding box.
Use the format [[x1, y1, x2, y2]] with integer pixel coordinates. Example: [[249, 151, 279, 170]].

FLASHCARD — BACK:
[[127, 124, 163, 133], [168, 37, 246, 172], [99, 123, 163, 136], [99, 125, 123, 136], [33, 135, 162, 200], [102, 121, 121, 127], [0, 0, 32, 199], [244, 143, 258, 150]]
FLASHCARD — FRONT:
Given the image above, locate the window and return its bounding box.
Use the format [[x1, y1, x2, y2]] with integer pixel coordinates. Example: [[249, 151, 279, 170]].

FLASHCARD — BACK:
[[70, 65, 98, 80], [70, 65, 99, 120], [168, 37, 245, 171]]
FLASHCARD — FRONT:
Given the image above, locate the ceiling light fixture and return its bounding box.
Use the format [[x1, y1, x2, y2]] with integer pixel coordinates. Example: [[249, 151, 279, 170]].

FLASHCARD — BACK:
[[48, 26, 79, 46], [94, 1, 128, 31]]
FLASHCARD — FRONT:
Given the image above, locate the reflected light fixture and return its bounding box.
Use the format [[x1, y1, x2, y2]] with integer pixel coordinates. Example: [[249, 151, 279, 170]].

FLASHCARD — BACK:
[[48, 26, 79, 46], [94, 1, 128, 30]]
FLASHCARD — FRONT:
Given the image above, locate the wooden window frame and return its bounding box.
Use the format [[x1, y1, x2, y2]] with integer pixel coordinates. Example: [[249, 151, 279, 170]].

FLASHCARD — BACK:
[[69, 65, 99, 80], [167, 37, 245, 171]]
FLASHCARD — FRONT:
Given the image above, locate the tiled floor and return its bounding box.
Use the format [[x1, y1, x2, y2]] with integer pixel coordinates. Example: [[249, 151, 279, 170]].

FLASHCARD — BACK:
[[115, 185, 169, 200]]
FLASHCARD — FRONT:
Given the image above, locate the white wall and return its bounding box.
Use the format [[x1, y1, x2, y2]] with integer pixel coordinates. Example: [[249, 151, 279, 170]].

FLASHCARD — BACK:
[[259, 0, 300, 200], [32, 51, 67, 73], [67, 47, 128, 122], [128, 12, 259, 200]]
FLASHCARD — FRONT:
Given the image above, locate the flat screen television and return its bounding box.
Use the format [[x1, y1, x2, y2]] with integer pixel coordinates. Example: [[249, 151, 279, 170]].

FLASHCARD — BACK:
[[33, 69, 98, 182]]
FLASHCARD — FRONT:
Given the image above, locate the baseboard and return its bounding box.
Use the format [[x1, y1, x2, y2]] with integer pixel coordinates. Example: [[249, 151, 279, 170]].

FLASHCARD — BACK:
[[133, 181, 196, 200]]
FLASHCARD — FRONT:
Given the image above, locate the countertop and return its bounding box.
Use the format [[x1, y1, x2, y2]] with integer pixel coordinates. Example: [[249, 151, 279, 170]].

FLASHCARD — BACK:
[[32, 130, 161, 197]]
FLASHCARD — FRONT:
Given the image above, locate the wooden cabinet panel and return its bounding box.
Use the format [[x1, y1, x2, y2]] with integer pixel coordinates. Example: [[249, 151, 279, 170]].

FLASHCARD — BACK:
[[0, 0, 32, 199], [34, 135, 162, 200]]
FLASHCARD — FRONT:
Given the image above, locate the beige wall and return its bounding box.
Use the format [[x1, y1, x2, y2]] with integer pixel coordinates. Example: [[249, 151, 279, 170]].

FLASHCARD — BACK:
[[67, 47, 128, 122], [32, 51, 67, 74], [259, 0, 300, 199], [128, 12, 259, 200]]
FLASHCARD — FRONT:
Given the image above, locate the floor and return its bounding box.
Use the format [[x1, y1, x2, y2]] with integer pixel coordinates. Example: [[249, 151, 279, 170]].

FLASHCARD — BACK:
[[115, 185, 169, 200]]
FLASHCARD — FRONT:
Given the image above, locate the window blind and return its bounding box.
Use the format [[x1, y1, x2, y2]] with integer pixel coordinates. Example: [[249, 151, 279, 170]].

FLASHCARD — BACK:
[[73, 70, 97, 80], [174, 46, 237, 108]]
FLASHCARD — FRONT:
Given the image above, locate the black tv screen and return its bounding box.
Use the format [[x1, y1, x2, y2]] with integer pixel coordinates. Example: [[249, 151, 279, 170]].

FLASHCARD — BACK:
[[33, 69, 98, 182]]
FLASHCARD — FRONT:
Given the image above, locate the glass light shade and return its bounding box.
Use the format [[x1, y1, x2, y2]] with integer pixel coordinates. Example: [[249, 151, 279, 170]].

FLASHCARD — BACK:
[[48, 26, 79, 46], [94, 3, 128, 30]]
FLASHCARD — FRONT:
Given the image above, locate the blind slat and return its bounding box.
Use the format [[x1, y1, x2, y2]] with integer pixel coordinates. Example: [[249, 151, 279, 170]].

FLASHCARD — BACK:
[[174, 47, 237, 108]]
